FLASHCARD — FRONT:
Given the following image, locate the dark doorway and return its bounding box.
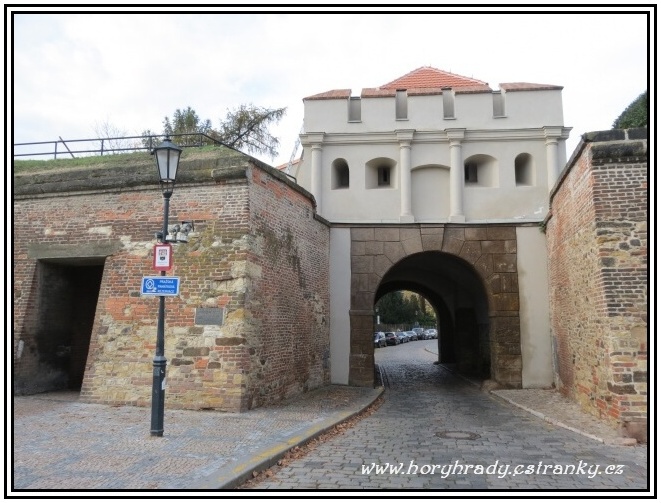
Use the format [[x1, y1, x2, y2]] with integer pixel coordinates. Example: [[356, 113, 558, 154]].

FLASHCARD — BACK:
[[34, 260, 104, 391], [375, 252, 491, 380]]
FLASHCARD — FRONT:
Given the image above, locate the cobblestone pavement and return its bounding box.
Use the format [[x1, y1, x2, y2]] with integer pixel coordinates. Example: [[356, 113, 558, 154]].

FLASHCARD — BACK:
[[247, 340, 650, 494], [11, 339, 651, 496], [11, 382, 380, 493]]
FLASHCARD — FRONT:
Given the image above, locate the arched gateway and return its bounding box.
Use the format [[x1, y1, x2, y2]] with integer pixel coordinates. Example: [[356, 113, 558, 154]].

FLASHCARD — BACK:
[[346, 225, 524, 388]]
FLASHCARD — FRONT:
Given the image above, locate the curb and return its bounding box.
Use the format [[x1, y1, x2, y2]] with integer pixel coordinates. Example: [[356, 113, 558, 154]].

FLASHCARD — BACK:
[[490, 390, 606, 444], [436, 363, 633, 446], [193, 387, 385, 490]]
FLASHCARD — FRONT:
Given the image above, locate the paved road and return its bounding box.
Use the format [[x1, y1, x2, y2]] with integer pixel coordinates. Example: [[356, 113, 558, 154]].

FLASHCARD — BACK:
[[248, 339, 648, 492]]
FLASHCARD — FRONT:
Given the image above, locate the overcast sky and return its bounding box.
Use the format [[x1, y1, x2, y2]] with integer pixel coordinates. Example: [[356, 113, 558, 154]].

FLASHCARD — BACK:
[[9, 5, 653, 168]]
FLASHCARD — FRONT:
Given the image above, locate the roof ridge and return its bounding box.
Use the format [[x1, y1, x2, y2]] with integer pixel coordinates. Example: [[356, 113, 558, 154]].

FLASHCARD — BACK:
[[379, 66, 489, 89]]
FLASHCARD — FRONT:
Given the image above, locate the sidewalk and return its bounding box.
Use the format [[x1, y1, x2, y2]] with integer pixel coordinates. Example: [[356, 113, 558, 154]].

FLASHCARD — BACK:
[[12, 385, 382, 491], [490, 388, 638, 446], [12, 379, 637, 492]]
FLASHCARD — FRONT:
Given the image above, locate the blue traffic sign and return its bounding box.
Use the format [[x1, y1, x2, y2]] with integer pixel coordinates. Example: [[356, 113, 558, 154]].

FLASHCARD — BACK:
[[141, 276, 180, 296]]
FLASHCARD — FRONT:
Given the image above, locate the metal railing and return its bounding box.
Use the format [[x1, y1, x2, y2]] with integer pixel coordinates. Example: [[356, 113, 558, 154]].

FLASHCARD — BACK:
[[13, 133, 224, 160]]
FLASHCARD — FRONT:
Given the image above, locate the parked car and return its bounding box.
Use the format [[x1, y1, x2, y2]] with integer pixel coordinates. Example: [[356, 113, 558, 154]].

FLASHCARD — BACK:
[[424, 328, 438, 339], [406, 330, 418, 341], [374, 332, 386, 348], [396, 331, 409, 343], [385, 332, 400, 346], [412, 327, 425, 339]]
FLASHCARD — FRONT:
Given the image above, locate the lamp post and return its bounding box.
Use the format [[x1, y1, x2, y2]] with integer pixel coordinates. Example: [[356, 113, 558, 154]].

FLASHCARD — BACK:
[[150, 135, 182, 437]]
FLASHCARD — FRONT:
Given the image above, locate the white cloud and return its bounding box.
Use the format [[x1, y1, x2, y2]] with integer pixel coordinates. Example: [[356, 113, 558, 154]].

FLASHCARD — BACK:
[[10, 7, 652, 167]]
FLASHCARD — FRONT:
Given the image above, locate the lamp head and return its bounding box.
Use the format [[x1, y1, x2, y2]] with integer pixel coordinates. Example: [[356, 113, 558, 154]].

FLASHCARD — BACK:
[[152, 135, 182, 195]]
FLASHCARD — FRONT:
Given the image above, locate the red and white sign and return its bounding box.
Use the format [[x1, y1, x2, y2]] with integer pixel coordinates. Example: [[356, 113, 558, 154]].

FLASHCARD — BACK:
[[153, 243, 173, 271]]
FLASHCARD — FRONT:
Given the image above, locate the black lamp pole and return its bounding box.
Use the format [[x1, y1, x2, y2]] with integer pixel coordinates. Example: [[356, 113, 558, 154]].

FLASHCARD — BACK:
[[150, 136, 181, 437]]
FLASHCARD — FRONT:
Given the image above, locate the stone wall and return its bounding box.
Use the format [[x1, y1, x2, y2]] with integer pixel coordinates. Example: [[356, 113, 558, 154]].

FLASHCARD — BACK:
[[546, 128, 647, 440], [13, 149, 330, 412], [347, 224, 523, 388]]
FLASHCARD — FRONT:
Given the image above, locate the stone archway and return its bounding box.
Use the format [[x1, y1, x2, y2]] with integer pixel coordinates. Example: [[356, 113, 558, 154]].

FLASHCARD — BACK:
[[348, 225, 522, 388], [376, 253, 490, 378]]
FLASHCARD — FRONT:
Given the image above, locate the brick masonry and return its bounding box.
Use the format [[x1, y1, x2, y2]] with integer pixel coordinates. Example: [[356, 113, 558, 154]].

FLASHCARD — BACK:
[[348, 224, 523, 388], [12, 128, 648, 432], [546, 128, 648, 440], [13, 149, 330, 412]]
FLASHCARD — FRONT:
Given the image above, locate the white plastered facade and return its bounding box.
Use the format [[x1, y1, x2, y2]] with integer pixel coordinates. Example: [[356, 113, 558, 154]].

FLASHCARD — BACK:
[[294, 75, 570, 388]]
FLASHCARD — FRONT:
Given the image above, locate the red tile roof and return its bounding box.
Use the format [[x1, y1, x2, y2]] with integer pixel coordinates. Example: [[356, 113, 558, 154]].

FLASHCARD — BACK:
[[303, 68, 562, 100], [304, 89, 352, 101], [379, 66, 490, 90]]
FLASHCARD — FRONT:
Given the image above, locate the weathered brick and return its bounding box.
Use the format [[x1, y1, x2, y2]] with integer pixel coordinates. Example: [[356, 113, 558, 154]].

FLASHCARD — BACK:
[[13, 153, 331, 413], [547, 132, 648, 434]]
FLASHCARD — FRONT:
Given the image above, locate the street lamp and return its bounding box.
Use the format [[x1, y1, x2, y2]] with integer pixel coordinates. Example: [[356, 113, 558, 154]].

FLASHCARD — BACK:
[[150, 135, 182, 437]]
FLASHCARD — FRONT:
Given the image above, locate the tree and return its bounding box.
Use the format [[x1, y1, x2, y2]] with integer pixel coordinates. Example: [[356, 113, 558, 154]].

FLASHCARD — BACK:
[[142, 104, 287, 159], [417, 294, 426, 316], [163, 106, 213, 146], [92, 119, 134, 153], [376, 291, 417, 325], [212, 104, 286, 159], [612, 91, 647, 129]]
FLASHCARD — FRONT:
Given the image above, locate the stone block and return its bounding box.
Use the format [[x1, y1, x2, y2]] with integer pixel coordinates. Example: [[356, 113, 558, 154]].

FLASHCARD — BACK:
[[351, 255, 373, 274], [490, 315, 521, 342], [421, 233, 444, 251], [632, 370, 647, 382], [402, 235, 423, 255], [489, 274, 503, 294], [373, 254, 392, 277], [374, 227, 399, 242], [352, 240, 366, 256], [487, 226, 516, 240], [442, 237, 463, 255], [350, 312, 375, 331], [474, 253, 493, 279], [367, 273, 381, 292], [489, 273, 518, 293], [351, 227, 375, 241], [493, 254, 517, 273], [481, 240, 506, 254], [400, 227, 421, 242], [351, 273, 370, 292], [364, 240, 384, 255], [459, 241, 481, 264], [183, 347, 211, 357], [351, 291, 374, 311], [465, 227, 487, 240], [420, 225, 444, 235], [384, 241, 406, 264], [444, 227, 465, 241], [607, 382, 637, 394]]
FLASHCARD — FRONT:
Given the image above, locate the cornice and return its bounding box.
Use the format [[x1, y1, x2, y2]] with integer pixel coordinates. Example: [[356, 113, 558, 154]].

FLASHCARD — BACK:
[[302, 127, 572, 147]]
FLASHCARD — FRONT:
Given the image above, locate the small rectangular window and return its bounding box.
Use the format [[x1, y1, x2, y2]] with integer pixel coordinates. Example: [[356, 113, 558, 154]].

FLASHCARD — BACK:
[[464, 163, 478, 184], [396, 90, 407, 120], [378, 167, 391, 186], [348, 97, 361, 122], [493, 91, 505, 117], [443, 89, 455, 119]]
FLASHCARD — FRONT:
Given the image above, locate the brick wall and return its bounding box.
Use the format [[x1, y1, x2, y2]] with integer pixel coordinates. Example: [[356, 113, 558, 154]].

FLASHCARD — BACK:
[[245, 167, 330, 408], [13, 149, 330, 412], [546, 129, 647, 439]]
